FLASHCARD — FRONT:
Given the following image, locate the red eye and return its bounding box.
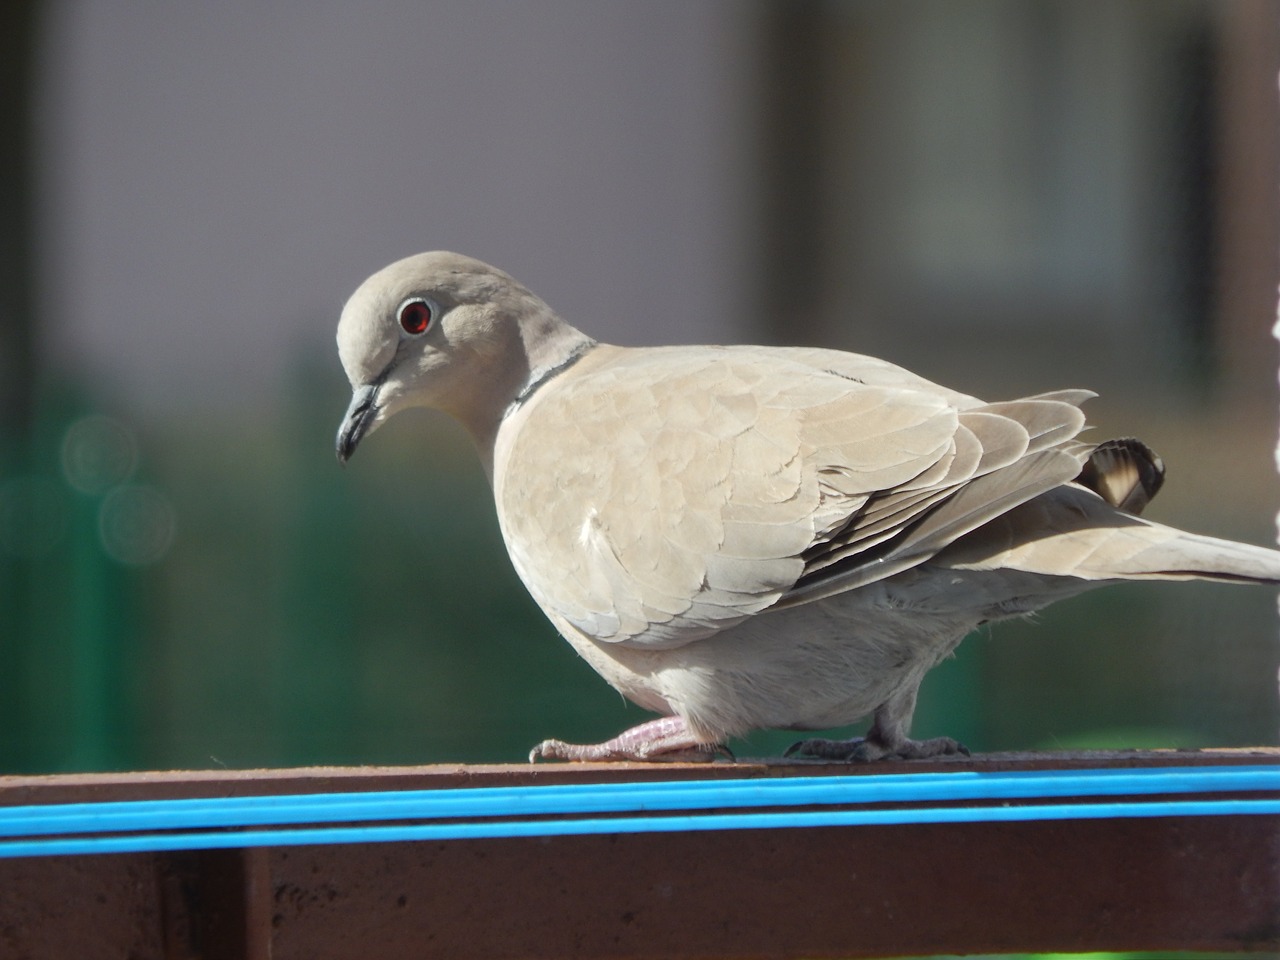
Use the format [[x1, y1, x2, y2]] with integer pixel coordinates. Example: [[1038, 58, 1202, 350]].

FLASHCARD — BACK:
[[398, 298, 433, 335]]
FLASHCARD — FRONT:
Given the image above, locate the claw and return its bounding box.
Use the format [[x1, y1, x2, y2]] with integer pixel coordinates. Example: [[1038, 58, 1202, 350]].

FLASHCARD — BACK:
[[785, 734, 970, 762], [528, 716, 728, 763]]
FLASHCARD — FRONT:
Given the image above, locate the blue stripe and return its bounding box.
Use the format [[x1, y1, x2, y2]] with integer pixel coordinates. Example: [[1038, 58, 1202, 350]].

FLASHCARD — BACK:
[[1, 764, 1276, 859]]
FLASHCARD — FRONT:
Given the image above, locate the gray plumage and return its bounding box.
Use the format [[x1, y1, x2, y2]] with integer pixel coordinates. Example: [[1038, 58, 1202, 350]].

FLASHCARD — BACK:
[[335, 251, 1280, 762]]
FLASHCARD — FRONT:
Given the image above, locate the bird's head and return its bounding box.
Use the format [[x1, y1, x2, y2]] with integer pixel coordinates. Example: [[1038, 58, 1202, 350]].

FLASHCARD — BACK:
[[334, 251, 591, 463]]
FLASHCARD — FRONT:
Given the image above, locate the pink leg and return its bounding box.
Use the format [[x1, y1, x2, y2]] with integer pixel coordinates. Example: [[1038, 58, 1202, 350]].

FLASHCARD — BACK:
[[529, 716, 725, 762]]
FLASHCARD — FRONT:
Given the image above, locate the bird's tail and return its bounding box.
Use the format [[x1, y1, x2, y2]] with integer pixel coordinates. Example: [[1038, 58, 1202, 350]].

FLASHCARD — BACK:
[[938, 483, 1280, 586]]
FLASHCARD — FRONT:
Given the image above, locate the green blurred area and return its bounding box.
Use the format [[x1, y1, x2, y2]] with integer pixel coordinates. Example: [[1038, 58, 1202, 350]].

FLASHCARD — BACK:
[[1, 357, 1276, 774]]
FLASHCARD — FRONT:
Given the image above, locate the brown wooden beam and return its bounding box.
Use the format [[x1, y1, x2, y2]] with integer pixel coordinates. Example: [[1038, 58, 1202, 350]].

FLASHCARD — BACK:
[[0, 750, 1276, 959]]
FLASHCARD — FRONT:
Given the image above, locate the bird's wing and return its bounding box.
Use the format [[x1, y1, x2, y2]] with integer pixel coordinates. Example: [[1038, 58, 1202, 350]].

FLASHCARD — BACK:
[[496, 345, 1091, 648]]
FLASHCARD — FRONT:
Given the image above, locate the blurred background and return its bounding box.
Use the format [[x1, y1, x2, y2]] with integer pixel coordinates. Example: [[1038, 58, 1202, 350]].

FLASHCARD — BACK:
[[0, 0, 1277, 773]]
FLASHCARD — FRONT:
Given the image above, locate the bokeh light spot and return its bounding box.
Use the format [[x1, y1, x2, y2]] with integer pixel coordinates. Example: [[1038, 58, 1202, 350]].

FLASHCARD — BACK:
[[62, 416, 138, 495], [98, 485, 176, 566]]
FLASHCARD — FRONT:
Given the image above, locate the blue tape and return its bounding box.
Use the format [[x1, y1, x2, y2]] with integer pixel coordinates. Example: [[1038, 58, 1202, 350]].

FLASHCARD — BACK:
[[1, 764, 1276, 859]]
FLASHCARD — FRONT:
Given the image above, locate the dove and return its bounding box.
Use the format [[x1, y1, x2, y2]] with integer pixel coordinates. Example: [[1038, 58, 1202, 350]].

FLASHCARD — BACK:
[[335, 251, 1280, 763]]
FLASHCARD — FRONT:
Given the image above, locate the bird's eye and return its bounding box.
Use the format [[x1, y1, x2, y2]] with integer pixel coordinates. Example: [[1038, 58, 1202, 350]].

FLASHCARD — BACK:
[[397, 298, 434, 336]]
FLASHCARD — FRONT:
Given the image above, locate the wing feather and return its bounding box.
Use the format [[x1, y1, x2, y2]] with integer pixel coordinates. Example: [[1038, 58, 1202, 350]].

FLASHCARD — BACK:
[[496, 344, 1093, 648]]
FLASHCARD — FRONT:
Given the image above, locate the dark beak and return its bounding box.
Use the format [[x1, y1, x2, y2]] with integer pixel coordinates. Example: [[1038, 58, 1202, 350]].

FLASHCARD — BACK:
[[336, 382, 381, 464]]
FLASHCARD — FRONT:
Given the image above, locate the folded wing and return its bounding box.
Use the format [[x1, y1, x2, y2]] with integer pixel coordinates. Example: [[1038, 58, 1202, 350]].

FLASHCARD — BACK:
[[498, 346, 1095, 648]]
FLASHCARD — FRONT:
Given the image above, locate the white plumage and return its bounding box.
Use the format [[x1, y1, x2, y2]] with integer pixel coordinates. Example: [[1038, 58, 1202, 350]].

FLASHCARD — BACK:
[[335, 251, 1280, 762]]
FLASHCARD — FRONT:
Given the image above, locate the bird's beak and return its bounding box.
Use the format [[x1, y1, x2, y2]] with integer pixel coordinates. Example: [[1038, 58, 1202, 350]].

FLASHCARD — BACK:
[[336, 382, 382, 464]]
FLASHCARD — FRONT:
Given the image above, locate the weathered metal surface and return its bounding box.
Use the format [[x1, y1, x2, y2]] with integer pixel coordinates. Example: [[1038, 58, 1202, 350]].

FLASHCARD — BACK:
[[0, 750, 1277, 959]]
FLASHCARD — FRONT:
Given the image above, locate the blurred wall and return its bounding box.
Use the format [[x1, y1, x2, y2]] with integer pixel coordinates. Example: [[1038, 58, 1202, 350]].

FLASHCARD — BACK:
[[758, 1, 1278, 405], [33, 1, 758, 411]]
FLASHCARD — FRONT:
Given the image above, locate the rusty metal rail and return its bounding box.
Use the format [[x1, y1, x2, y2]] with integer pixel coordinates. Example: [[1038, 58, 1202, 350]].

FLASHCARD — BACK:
[[1, 749, 1277, 959]]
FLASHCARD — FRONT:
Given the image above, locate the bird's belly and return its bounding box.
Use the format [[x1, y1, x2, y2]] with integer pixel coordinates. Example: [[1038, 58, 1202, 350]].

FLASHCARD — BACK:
[[556, 582, 986, 741]]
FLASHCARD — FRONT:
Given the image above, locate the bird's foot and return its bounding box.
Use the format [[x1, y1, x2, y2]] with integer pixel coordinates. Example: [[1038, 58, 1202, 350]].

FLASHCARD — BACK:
[[784, 734, 970, 763], [529, 716, 729, 763]]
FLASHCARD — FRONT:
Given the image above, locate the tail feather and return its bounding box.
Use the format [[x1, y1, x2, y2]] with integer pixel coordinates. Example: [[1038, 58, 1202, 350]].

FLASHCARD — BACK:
[[938, 483, 1280, 586], [1075, 437, 1165, 516]]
